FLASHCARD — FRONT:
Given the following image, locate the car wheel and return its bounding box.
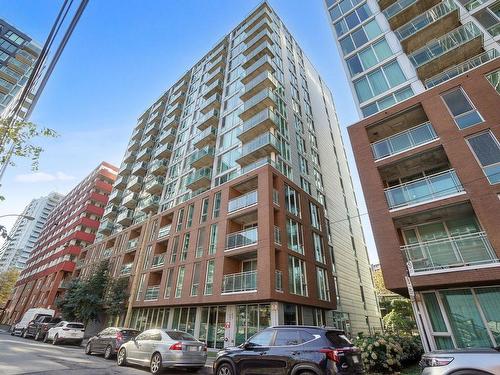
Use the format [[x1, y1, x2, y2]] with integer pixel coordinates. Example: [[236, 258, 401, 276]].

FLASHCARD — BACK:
[[150, 352, 162, 374], [85, 341, 92, 355], [216, 363, 234, 375], [117, 348, 127, 366], [52, 334, 59, 345], [104, 345, 113, 359]]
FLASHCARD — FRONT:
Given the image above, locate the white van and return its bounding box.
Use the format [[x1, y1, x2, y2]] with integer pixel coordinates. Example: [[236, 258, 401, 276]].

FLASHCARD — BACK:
[[12, 308, 55, 336]]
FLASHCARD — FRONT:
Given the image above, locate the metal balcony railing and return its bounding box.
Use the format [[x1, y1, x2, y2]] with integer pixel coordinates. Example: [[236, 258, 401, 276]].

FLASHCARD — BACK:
[[222, 270, 257, 293], [240, 132, 279, 158], [158, 224, 171, 239], [402, 232, 498, 274], [385, 169, 463, 209], [228, 190, 258, 213], [226, 227, 258, 250], [144, 285, 160, 301], [371, 122, 438, 160], [120, 263, 133, 275], [383, 0, 417, 19], [151, 253, 166, 268], [127, 238, 139, 251]]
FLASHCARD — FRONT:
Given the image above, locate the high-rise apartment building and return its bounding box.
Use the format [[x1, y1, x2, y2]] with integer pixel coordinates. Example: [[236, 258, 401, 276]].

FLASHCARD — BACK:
[[5, 162, 118, 324], [349, 57, 500, 351], [0, 19, 41, 118], [77, 2, 381, 342], [0, 192, 64, 272], [324, 0, 500, 117]]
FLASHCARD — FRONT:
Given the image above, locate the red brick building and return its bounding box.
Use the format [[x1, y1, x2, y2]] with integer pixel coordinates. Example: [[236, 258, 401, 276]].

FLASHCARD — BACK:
[[6, 162, 118, 324], [348, 59, 500, 350]]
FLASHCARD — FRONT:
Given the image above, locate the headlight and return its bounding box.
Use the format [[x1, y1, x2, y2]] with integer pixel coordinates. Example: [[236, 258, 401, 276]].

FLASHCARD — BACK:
[[420, 357, 454, 367]]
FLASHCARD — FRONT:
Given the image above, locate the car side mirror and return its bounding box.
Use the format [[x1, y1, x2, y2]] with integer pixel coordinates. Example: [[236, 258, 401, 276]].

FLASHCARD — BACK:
[[243, 342, 255, 350]]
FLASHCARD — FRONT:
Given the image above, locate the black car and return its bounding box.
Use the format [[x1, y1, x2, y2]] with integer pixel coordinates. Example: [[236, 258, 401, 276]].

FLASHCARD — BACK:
[[214, 326, 364, 375], [85, 327, 140, 359], [23, 316, 61, 341]]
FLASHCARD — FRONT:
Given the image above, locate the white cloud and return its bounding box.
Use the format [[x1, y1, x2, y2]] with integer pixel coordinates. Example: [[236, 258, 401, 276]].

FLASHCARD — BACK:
[[15, 171, 75, 183]]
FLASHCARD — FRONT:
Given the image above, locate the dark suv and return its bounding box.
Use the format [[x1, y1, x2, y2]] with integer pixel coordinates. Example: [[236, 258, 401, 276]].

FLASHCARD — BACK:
[[214, 326, 364, 375], [24, 316, 62, 341]]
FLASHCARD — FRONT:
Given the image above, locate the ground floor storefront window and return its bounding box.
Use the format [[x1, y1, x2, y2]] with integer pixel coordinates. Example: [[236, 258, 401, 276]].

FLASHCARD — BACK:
[[130, 307, 170, 331], [235, 303, 271, 345], [422, 286, 500, 349], [199, 305, 226, 349]]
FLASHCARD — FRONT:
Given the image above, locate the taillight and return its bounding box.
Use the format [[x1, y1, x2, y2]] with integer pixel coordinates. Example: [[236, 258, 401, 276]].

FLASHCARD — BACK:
[[116, 332, 124, 341], [169, 342, 183, 350], [320, 348, 342, 363], [203, 345, 207, 352]]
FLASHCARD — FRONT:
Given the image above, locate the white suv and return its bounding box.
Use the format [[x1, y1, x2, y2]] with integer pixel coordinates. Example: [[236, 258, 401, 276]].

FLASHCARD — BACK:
[[45, 321, 85, 346]]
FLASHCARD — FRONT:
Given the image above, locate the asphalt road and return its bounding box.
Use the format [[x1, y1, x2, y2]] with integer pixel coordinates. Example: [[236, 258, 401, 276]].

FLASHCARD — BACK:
[[0, 332, 213, 375]]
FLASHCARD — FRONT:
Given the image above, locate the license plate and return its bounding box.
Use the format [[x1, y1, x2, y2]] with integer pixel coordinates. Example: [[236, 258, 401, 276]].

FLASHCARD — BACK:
[[352, 355, 359, 364], [188, 346, 199, 352]]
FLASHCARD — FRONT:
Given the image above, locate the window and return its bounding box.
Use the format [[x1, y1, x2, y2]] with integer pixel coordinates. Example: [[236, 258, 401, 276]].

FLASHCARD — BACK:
[[313, 233, 325, 264], [300, 177, 311, 194], [354, 60, 406, 103], [175, 266, 185, 298], [288, 256, 308, 296], [248, 330, 274, 346], [329, 0, 364, 21], [346, 39, 393, 76], [285, 185, 301, 217], [170, 236, 179, 263], [191, 262, 200, 296], [213, 191, 221, 218], [486, 69, 500, 94], [299, 155, 309, 174], [180, 233, 190, 261], [200, 198, 209, 223], [195, 227, 206, 258], [361, 86, 414, 116], [316, 267, 330, 302], [309, 203, 321, 230], [204, 260, 215, 295], [287, 219, 304, 254], [442, 88, 483, 129], [472, 2, 500, 37], [164, 268, 173, 298], [333, 3, 372, 37], [339, 19, 381, 55], [176, 208, 184, 231], [208, 224, 218, 255], [274, 330, 302, 346], [467, 131, 500, 184]]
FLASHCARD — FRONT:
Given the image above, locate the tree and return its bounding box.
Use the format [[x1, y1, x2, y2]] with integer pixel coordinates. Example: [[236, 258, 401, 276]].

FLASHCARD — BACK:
[[104, 277, 129, 324], [382, 298, 416, 334], [0, 268, 19, 305]]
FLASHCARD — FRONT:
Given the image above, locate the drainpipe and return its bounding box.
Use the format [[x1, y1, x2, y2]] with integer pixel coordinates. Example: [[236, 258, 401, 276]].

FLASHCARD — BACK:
[[405, 275, 431, 352]]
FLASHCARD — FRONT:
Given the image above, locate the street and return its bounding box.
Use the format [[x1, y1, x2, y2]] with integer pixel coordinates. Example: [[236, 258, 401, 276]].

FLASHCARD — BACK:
[[0, 332, 213, 375]]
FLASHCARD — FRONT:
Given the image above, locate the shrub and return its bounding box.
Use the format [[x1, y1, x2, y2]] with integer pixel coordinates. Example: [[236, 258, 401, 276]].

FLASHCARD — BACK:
[[395, 335, 423, 366], [354, 334, 403, 373]]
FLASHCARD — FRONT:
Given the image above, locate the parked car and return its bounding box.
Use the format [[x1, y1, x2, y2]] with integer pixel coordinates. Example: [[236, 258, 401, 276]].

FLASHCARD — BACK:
[[11, 308, 55, 336], [117, 329, 207, 374], [23, 316, 62, 340], [420, 347, 500, 374], [213, 325, 364, 375], [44, 321, 85, 345], [85, 327, 140, 359]]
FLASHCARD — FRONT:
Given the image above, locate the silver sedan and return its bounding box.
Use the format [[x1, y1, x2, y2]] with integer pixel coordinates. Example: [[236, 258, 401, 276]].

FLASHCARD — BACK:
[[117, 329, 207, 374], [420, 347, 500, 374]]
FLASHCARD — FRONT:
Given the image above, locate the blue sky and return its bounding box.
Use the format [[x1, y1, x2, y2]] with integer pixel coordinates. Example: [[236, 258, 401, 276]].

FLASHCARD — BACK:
[[0, 0, 379, 263]]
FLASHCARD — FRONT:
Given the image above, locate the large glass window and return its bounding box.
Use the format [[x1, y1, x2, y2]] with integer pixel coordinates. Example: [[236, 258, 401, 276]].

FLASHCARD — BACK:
[[442, 88, 483, 129], [339, 19, 382, 55], [288, 256, 308, 296], [313, 233, 325, 264], [310, 203, 321, 230], [287, 218, 304, 254], [285, 185, 301, 217], [475, 287, 500, 345], [333, 4, 371, 37], [199, 306, 226, 349], [208, 224, 218, 255], [361, 86, 413, 116], [467, 131, 500, 184], [190, 262, 200, 296], [354, 61, 406, 103], [235, 304, 271, 345], [347, 38, 393, 76], [486, 69, 500, 94], [316, 267, 330, 301], [204, 260, 215, 295], [175, 266, 185, 298]]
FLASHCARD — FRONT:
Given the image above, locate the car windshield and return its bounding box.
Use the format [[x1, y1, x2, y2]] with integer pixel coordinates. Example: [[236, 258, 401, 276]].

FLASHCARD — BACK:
[[326, 331, 353, 347], [67, 323, 84, 329], [121, 329, 140, 337], [165, 331, 195, 341]]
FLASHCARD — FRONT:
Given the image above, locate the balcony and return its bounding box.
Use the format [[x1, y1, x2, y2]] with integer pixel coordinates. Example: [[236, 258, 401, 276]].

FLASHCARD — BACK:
[[154, 143, 173, 159], [228, 190, 258, 213], [203, 79, 223, 99], [137, 147, 153, 162], [383, 0, 417, 19], [244, 17, 273, 45], [408, 22, 484, 82], [242, 41, 275, 69], [166, 103, 183, 117], [226, 227, 258, 251], [403, 232, 498, 275], [144, 285, 160, 301], [149, 159, 169, 176], [120, 262, 133, 276], [132, 161, 148, 176], [371, 122, 438, 161], [102, 248, 112, 258], [240, 72, 278, 101], [144, 176, 165, 195], [238, 108, 278, 143], [244, 6, 273, 34], [140, 134, 155, 148], [385, 169, 464, 210], [205, 67, 224, 86], [117, 209, 134, 226], [134, 211, 147, 225], [186, 167, 212, 191], [173, 79, 188, 94], [207, 55, 225, 73], [127, 136, 140, 152], [114, 175, 128, 190], [169, 91, 185, 105], [189, 146, 215, 169], [157, 224, 171, 239], [239, 88, 277, 121], [222, 271, 257, 294], [108, 190, 122, 204], [163, 115, 180, 129], [123, 150, 136, 164], [98, 219, 115, 235], [75, 259, 85, 269], [193, 126, 217, 149], [119, 163, 133, 175], [102, 204, 119, 219], [122, 192, 139, 208], [151, 253, 166, 268], [425, 49, 500, 89], [210, 44, 226, 62], [158, 127, 176, 144], [244, 28, 274, 55], [144, 123, 158, 138], [236, 132, 279, 167], [126, 175, 144, 192], [200, 93, 221, 114], [197, 109, 219, 130], [242, 55, 275, 84], [139, 195, 160, 213], [126, 238, 139, 252], [131, 127, 142, 141]]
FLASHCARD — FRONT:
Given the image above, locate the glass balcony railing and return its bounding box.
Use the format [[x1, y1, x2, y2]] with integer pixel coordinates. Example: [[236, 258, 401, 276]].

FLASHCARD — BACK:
[[226, 227, 258, 250], [139, 195, 160, 210], [127, 238, 139, 251], [241, 108, 278, 135], [242, 88, 277, 114], [158, 224, 171, 239], [244, 41, 275, 65], [222, 270, 257, 293], [151, 253, 166, 268], [383, 0, 417, 19], [149, 159, 169, 173], [102, 248, 112, 258], [425, 49, 500, 88], [117, 209, 134, 222], [395, 0, 458, 41], [408, 23, 483, 69], [144, 285, 160, 301], [402, 232, 498, 274], [244, 55, 274, 80], [120, 263, 133, 275], [371, 122, 438, 160], [193, 126, 217, 146], [228, 190, 258, 213], [385, 169, 464, 209], [186, 167, 212, 187], [189, 146, 215, 166], [240, 132, 279, 158]]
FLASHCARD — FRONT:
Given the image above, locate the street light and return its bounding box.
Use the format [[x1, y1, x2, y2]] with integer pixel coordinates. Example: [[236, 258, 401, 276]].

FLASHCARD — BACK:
[[0, 214, 35, 221], [0, 214, 35, 240]]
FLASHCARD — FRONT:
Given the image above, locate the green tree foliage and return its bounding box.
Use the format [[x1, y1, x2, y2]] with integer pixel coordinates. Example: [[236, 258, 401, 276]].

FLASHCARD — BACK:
[[0, 268, 19, 305], [383, 298, 416, 334], [104, 277, 129, 318]]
